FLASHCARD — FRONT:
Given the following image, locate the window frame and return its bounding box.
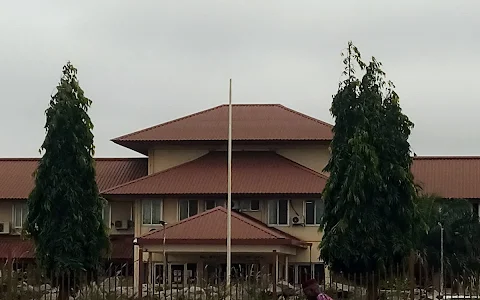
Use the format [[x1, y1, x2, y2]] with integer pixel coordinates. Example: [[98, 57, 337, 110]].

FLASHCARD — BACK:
[[304, 199, 324, 226], [178, 200, 199, 221], [267, 199, 289, 226], [141, 199, 164, 226], [12, 203, 28, 229], [204, 200, 218, 211], [234, 200, 260, 212]]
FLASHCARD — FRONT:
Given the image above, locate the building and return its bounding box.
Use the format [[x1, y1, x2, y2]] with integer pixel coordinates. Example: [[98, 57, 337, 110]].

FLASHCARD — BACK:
[[0, 104, 477, 286]]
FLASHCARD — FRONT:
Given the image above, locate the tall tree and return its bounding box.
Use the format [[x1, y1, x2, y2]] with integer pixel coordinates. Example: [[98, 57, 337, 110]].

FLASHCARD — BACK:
[[25, 62, 110, 298], [319, 42, 416, 293]]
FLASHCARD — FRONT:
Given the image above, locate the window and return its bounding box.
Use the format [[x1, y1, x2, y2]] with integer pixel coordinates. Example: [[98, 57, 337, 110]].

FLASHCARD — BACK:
[[305, 199, 324, 225], [268, 199, 288, 225], [102, 202, 111, 228], [142, 199, 163, 225], [179, 200, 198, 220], [13, 203, 28, 228], [234, 200, 260, 211], [205, 200, 218, 211]]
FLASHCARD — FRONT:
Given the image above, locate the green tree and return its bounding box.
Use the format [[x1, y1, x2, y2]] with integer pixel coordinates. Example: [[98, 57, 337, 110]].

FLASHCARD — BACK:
[[25, 62, 110, 299], [415, 195, 480, 278], [319, 42, 416, 294]]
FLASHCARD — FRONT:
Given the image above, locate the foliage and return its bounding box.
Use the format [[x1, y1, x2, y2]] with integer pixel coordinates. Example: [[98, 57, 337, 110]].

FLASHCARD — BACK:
[[25, 62, 110, 284], [319, 41, 416, 275], [414, 195, 480, 276]]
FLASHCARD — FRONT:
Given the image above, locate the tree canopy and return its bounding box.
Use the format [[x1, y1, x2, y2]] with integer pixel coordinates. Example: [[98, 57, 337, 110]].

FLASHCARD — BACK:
[[319, 42, 416, 275], [25, 62, 110, 281], [414, 195, 480, 277]]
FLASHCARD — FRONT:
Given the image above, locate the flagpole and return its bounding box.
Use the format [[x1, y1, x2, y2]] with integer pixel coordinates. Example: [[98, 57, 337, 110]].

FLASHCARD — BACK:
[[226, 79, 232, 288]]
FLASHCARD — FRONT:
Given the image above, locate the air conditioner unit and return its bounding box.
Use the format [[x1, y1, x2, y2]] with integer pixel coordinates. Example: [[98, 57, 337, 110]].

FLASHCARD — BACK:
[[114, 220, 129, 230], [0, 222, 10, 234], [291, 216, 305, 226]]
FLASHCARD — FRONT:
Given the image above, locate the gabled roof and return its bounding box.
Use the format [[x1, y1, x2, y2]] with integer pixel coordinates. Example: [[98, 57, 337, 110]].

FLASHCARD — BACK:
[[112, 104, 333, 154], [102, 151, 328, 196], [412, 156, 480, 199], [0, 158, 147, 200], [138, 206, 308, 247]]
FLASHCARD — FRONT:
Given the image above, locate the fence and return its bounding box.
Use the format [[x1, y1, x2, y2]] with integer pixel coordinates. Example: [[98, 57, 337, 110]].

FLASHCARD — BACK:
[[1, 260, 480, 300]]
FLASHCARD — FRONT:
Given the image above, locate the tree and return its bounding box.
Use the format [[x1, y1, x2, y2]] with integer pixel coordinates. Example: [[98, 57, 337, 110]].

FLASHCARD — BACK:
[[319, 42, 416, 296], [25, 62, 110, 299], [415, 195, 480, 279]]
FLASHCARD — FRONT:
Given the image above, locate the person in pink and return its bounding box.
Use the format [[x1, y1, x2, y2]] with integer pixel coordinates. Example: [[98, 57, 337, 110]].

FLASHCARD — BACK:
[[302, 278, 333, 300]]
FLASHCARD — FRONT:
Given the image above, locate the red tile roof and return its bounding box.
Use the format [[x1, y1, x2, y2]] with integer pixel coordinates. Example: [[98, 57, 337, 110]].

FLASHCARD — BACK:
[[0, 158, 147, 200], [0, 237, 34, 259], [412, 156, 480, 199], [138, 206, 308, 247], [102, 151, 328, 196], [0, 236, 134, 260], [112, 104, 333, 153]]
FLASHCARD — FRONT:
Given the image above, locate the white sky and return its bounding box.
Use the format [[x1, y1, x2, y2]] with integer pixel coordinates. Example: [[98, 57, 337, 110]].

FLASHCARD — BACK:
[[0, 0, 478, 157]]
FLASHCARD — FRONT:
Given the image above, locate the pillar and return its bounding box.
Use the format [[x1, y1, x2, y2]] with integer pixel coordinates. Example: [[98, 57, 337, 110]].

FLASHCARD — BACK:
[[137, 247, 144, 298], [284, 255, 289, 282]]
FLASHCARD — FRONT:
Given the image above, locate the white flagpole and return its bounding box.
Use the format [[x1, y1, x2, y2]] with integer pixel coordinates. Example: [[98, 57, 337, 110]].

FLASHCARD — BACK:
[[226, 79, 233, 288]]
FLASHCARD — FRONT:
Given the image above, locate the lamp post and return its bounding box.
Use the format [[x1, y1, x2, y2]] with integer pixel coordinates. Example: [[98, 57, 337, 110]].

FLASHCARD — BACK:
[[159, 220, 167, 287], [438, 222, 444, 297]]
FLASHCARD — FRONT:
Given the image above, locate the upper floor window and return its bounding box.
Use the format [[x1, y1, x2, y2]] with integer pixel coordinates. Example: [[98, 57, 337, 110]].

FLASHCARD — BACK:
[[268, 199, 289, 225], [233, 200, 260, 211], [102, 202, 112, 228], [13, 203, 28, 229], [205, 200, 219, 211], [142, 199, 163, 225], [179, 200, 198, 220], [305, 199, 324, 225]]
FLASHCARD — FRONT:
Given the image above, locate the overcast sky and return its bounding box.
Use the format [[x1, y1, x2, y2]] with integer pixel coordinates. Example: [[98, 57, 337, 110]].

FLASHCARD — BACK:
[[0, 1, 478, 157]]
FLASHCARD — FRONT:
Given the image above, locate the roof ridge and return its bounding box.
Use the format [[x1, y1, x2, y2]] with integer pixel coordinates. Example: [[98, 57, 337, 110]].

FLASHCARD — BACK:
[[277, 104, 333, 128], [111, 104, 226, 142], [274, 152, 330, 180], [101, 154, 210, 193]]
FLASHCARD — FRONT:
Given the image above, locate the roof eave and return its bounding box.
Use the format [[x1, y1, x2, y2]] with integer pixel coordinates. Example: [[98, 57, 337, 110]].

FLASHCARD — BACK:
[[137, 238, 306, 247]]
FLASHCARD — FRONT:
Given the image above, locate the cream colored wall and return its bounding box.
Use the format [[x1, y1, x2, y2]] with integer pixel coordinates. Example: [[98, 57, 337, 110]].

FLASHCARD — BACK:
[[147, 142, 330, 176], [148, 149, 209, 174], [252, 199, 322, 264], [108, 201, 134, 235], [276, 144, 330, 174]]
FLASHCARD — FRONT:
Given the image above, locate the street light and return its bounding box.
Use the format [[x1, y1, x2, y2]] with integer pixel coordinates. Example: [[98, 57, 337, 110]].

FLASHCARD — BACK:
[[438, 222, 444, 297]]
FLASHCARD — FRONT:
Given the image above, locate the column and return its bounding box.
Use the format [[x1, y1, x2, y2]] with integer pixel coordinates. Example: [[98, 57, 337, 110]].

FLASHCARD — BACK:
[[148, 252, 153, 285], [284, 255, 289, 282], [137, 247, 144, 298]]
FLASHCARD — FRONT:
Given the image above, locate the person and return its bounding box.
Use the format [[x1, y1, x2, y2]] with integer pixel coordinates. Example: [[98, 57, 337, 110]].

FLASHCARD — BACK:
[[302, 278, 333, 300]]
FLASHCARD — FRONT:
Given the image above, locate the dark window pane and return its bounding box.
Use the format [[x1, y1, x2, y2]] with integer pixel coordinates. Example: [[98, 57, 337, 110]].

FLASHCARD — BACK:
[[278, 199, 288, 224], [268, 200, 277, 224], [179, 200, 189, 220], [205, 200, 216, 210], [314, 264, 325, 283], [189, 200, 198, 217], [305, 201, 315, 224], [315, 200, 324, 224], [250, 200, 260, 211], [298, 265, 312, 284]]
